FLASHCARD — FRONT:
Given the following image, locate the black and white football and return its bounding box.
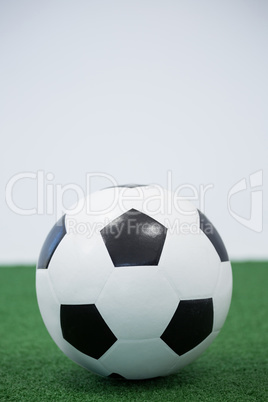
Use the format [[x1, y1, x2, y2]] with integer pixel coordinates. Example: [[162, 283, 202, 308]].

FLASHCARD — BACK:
[[36, 185, 232, 380]]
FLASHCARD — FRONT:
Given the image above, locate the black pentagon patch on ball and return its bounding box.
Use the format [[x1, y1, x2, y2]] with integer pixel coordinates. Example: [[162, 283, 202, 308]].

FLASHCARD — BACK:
[[103, 184, 148, 189], [100, 209, 167, 267], [60, 304, 117, 359], [108, 373, 126, 380], [161, 298, 213, 356], [37, 215, 66, 269], [198, 210, 229, 262]]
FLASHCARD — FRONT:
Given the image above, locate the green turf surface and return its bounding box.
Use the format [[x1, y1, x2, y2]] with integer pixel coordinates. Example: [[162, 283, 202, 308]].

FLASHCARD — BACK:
[[0, 262, 267, 402]]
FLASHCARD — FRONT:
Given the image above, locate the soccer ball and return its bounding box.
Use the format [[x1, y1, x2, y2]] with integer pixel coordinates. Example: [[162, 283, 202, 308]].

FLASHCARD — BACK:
[[36, 185, 232, 380]]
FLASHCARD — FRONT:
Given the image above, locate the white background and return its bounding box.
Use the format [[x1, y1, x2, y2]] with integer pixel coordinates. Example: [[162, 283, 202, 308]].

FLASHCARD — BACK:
[[1, 0, 267, 263]]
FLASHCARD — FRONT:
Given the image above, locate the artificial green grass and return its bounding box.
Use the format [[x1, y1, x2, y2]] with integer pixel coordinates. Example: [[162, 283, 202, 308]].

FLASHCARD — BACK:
[[0, 262, 267, 401]]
